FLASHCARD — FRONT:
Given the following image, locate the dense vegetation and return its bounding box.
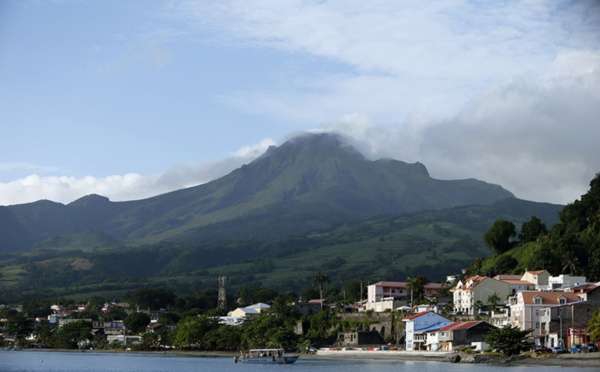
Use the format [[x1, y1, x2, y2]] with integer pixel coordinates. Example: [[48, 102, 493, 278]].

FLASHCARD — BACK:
[[0, 198, 561, 304], [1, 284, 394, 351], [468, 173, 600, 281]]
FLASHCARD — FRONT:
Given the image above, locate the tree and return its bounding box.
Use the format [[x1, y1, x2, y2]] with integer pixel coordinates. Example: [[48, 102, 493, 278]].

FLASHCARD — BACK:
[[52, 320, 92, 349], [126, 287, 176, 310], [124, 312, 151, 335], [485, 325, 533, 355], [173, 315, 218, 348], [484, 220, 516, 255], [486, 292, 502, 312], [5, 312, 34, 345], [312, 272, 330, 310], [589, 310, 600, 342], [492, 255, 518, 275], [519, 216, 548, 243], [406, 276, 427, 305]]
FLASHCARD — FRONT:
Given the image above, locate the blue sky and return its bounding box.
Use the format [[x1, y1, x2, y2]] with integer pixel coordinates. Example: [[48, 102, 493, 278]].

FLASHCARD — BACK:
[[1, 0, 599, 206]]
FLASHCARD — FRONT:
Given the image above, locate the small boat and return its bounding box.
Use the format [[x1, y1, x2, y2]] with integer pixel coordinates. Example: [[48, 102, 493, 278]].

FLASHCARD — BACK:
[[234, 348, 299, 364]]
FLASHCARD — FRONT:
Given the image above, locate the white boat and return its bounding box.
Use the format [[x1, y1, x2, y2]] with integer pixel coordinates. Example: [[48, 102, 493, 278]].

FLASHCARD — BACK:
[[234, 348, 299, 364]]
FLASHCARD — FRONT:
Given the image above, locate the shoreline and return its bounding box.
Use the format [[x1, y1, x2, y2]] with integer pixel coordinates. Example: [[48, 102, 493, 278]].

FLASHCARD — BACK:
[[9, 348, 600, 367]]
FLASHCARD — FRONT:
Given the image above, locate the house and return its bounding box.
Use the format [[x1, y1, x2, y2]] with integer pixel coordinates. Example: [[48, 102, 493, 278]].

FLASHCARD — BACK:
[[92, 320, 124, 335], [521, 270, 551, 290], [336, 330, 384, 346], [367, 281, 444, 312], [426, 321, 496, 351], [294, 301, 323, 316], [451, 276, 510, 315], [227, 307, 260, 318], [572, 285, 600, 301], [500, 279, 534, 295], [548, 274, 587, 290], [508, 291, 581, 339], [403, 311, 452, 351], [540, 300, 600, 347]]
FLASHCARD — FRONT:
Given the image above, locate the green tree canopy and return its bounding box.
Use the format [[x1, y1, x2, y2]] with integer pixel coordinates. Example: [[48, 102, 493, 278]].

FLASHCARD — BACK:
[[484, 220, 516, 255], [485, 325, 533, 355], [52, 320, 92, 349], [124, 312, 151, 334], [518, 216, 548, 243], [126, 287, 176, 310]]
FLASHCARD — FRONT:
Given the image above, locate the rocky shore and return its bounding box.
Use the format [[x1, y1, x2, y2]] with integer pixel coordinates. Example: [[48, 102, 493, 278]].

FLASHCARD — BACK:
[[314, 348, 600, 367]]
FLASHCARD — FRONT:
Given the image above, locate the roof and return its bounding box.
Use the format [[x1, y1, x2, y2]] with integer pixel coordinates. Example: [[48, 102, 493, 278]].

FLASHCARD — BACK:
[[452, 276, 488, 291], [519, 291, 581, 305], [404, 310, 432, 320], [247, 303, 270, 309], [403, 310, 450, 321], [501, 280, 533, 285], [526, 270, 549, 275], [370, 281, 408, 287], [494, 275, 522, 281]]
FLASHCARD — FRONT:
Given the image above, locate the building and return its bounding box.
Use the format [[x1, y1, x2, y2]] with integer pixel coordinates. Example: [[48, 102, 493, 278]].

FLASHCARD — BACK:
[[336, 330, 384, 346], [403, 311, 452, 351], [508, 291, 581, 339], [426, 321, 496, 351], [521, 270, 551, 290], [451, 276, 510, 315], [540, 300, 600, 347], [367, 281, 443, 312], [548, 275, 587, 290]]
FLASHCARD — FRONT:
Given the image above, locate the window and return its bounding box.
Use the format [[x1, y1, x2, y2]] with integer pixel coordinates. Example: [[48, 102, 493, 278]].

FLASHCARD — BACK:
[[535, 322, 540, 329], [536, 310, 539, 317], [534, 298, 541, 304], [559, 298, 566, 305]]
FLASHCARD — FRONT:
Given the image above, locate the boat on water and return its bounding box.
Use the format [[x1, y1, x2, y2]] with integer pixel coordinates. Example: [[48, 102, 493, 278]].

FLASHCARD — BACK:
[[234, 348, 299, 364]]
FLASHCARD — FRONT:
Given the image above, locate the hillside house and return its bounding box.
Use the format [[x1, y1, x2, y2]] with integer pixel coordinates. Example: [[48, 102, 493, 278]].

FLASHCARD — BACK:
[[451, 276, 510, 315], [508, 291, 581, 339], [403, 311, 452, 351], [521, 270, 551, 290], [367, 281, 443, 312]]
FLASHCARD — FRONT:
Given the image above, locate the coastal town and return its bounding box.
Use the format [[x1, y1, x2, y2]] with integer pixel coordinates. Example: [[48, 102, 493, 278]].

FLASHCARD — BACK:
[[2, 267, 600, 365]]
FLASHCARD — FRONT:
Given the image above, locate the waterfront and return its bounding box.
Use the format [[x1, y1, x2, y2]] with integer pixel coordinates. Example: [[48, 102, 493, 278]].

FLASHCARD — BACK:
[[1, 350, 599, 372]]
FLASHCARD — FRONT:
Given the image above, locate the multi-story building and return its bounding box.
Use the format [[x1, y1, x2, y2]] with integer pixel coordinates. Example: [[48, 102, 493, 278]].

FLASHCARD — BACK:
[[451, 276, 510, 315], [508, 291, 580, 338], [366, 281, 443, 312], [403, 311, 451, 351], [540, 300, 600, 347]]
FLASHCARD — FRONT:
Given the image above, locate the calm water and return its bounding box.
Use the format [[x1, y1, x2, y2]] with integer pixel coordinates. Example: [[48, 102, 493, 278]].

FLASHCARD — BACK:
[[0, 350, 595, 372]]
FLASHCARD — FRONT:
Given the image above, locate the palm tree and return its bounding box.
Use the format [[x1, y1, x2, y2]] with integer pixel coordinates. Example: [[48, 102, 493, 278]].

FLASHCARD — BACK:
[[589, 310, 600, 342], [487, 292, 502, 313], [312, 272, 330, 310]]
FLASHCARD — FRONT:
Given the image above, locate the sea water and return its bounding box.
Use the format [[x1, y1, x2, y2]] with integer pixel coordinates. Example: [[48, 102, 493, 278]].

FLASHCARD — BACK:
[[0, 350, 595, 372]]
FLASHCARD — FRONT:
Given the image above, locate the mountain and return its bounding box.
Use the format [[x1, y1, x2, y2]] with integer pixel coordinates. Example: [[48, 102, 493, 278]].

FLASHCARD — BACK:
[[3, 132, 521, 253]]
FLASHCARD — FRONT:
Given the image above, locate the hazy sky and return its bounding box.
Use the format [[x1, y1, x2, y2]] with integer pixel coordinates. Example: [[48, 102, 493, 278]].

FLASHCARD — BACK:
[[1, 0, 599, 206]]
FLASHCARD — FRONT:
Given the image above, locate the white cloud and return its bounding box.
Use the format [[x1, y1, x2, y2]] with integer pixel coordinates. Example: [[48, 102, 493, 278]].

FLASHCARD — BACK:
[[0, 138, 276, 206], [166, 0, 600, 121], [322, 50, 600, 204]]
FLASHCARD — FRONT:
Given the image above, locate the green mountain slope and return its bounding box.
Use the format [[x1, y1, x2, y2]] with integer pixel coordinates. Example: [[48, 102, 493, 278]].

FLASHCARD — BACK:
[[0, 198, 563, 303], [2, 133, 517, 252]]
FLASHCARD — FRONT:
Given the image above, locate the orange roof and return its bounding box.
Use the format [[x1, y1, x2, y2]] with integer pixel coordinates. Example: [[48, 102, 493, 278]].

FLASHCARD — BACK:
[[526, 270, 548, 275], [520, 291, 580, 305], [501, 280, 533, 285], [404, 310, 432, 320]]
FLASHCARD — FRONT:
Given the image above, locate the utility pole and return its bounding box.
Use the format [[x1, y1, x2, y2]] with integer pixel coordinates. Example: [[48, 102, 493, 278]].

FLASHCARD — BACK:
[[218, 276, 227, 311]]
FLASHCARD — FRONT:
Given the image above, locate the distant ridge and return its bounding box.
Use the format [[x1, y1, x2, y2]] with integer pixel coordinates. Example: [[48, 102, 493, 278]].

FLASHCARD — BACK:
[[3, 132, 527, 252]]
